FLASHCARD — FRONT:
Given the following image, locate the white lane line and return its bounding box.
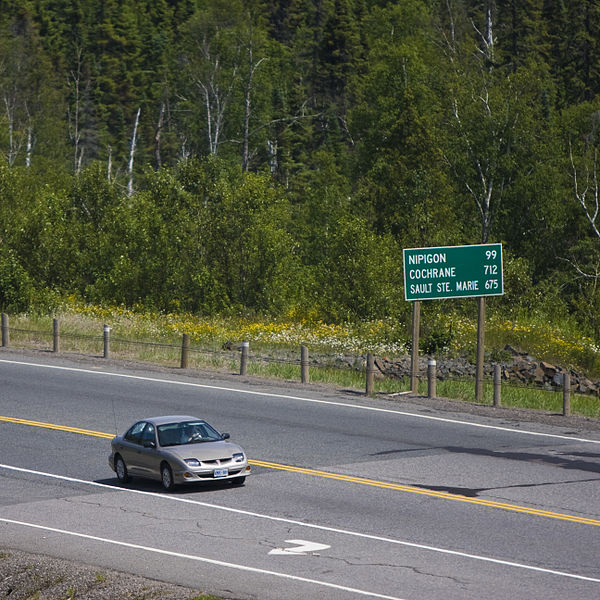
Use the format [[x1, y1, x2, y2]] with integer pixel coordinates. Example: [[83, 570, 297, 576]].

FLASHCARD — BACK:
[[1, 464, 599, 584], [1, 358, 599, 444], [0, 518, 405, 600]]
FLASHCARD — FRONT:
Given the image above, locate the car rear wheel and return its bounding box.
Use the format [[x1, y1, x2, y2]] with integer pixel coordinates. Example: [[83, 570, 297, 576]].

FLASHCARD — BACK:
[[231, 476, 246, 486], [115, 455, 130, 483], [161, 463, 174, 491]]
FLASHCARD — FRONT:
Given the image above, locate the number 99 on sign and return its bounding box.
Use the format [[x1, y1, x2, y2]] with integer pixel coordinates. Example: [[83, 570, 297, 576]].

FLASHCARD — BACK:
[[486, 249, 497, 260]]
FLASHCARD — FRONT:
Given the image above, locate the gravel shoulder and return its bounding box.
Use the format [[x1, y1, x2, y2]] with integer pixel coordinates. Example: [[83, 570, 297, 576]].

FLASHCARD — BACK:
[[0, 548, 219, 600]]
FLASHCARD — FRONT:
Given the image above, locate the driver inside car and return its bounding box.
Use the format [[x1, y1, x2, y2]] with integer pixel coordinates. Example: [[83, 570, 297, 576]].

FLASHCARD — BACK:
[[182, 424, 202, 443]]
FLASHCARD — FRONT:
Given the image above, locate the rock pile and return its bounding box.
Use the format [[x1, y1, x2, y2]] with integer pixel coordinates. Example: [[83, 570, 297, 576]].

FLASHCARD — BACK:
[[373, 345, 600, 396]]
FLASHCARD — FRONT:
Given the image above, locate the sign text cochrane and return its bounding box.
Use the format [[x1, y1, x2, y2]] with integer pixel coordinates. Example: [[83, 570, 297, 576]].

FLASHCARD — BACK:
[[403, 243, 503, 301]]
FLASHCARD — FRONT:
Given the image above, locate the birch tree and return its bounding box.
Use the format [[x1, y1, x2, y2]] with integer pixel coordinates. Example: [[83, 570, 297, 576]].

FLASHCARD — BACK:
[[127, 107, 141, 196], [180, 2, 243, 157], [241, 32, 268, 172], [67, 48, 88, 175], [570, 139, 600, 242], [178, 0, 274, 169], [567, 108, 600, 336], [441, 0, 525, 243]]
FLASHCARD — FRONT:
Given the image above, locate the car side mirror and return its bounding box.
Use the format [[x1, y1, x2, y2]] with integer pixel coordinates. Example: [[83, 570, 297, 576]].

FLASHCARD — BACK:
[[143, 440, 156, 448], [221, 432, 230, 440]]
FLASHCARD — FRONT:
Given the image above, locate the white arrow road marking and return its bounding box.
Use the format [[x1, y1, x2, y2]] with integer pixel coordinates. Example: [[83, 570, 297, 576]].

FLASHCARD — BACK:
[[269, 539, 331, 556]]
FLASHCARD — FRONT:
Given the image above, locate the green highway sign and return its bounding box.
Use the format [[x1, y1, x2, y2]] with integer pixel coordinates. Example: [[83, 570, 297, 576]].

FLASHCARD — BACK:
[[403, 243, 503, 301]]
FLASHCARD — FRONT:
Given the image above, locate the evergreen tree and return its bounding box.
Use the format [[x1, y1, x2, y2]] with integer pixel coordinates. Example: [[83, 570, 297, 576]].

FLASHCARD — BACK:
[[546, 0, 600, 104], [350, 1, 459, 245], [495, 0, 549, 69]]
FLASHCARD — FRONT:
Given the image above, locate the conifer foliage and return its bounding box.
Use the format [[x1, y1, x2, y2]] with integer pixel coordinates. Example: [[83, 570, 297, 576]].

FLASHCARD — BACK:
[[0, 1, 599, 335]]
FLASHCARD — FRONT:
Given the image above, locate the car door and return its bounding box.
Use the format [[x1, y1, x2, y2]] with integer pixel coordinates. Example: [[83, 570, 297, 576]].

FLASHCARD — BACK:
[[137, 422, 160, 478], [119, 421, 147, 475]]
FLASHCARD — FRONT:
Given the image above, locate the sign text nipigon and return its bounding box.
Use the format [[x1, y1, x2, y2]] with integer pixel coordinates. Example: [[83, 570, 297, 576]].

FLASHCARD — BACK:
[[403, 243, 503, 301]]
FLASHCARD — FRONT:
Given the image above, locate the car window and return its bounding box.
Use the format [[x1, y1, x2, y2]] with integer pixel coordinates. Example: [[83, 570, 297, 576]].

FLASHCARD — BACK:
[[157, 420, 222, 446], [141, 423, 156, 445], [124, 421, 147, 445], [190, 421, 221, 440], [157, 423, 180, 446]]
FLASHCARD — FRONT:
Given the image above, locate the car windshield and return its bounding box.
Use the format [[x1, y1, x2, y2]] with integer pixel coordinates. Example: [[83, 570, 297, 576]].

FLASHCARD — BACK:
[[157, 420, 223, 447]]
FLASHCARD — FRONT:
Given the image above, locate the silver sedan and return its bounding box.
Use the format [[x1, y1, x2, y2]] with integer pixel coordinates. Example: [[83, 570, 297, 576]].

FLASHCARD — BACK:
[[108, 415, 250, 490]]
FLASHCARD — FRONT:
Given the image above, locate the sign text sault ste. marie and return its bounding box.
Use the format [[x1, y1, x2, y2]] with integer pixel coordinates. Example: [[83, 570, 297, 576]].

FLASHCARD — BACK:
[[403, 243, 503, 301]]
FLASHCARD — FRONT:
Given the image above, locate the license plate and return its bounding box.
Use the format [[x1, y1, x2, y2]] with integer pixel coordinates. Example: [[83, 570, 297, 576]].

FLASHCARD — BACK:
[[213, 469, 228, 478]]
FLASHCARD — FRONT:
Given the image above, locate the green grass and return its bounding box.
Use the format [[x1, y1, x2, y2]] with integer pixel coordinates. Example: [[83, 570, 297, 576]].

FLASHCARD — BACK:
[[429, 379, 600, 419], [244, 359, 412, 392]]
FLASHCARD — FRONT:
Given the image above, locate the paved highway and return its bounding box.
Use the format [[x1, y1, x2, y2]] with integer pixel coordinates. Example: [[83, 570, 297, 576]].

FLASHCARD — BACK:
[[1, 352, 599, 599]]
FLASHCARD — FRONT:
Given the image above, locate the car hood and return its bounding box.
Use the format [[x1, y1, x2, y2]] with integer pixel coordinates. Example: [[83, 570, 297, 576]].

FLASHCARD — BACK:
[[164, 440, 244, 461]]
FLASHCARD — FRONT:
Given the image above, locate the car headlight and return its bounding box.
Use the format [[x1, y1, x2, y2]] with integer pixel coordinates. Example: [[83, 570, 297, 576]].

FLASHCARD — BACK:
[[184, 458, 201, 467], [233, 453, 245, 463]]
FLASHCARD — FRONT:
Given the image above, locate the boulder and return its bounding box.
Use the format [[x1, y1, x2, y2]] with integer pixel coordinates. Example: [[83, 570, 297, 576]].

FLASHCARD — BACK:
[[540, 361, 557, 377], [504, 344, 522, 356], [532, 364, 546, 384], [577, 377, 595, 394]]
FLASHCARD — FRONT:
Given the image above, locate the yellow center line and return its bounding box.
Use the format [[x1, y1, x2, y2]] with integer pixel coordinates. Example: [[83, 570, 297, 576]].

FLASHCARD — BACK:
[[251, 459, 600, 526], [0, 415, 114, 439], [2, 415, 599, 527]]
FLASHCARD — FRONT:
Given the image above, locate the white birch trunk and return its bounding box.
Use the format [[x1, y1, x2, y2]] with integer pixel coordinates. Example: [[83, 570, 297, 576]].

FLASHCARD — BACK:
[[107, 145, 112, 182], [69, 49, 85, 175], [128, 107, 141, 197], [155, 102, 165, 169], [25, 124, 32, 168]]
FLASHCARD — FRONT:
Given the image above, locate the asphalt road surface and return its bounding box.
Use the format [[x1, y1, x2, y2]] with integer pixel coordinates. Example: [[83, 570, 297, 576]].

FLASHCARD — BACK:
[[1, 351, 599, 600]]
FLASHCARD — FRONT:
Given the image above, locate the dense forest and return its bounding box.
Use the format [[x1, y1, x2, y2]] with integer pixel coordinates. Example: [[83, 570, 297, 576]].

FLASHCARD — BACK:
[[1, 0, 600, 339]]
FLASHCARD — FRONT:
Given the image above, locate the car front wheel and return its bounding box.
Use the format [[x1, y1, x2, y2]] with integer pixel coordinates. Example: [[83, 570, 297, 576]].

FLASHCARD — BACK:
[[115, 455, 130, 483], [161, 463, 174, 491], [231, 476, 246, 486]]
